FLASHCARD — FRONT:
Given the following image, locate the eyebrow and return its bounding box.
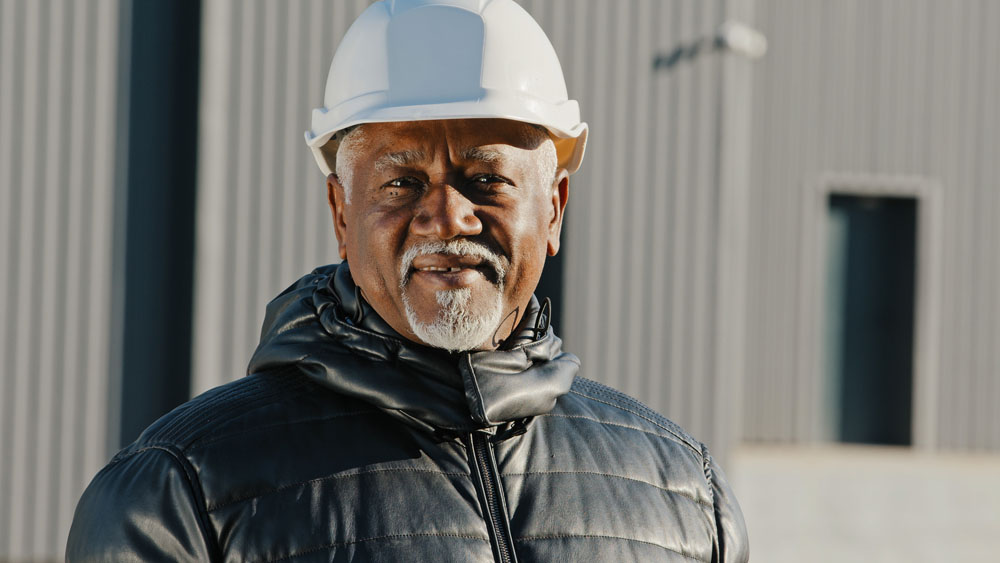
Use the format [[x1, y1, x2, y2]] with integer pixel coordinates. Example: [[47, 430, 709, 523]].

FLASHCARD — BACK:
[[459, 146, 504, 164], [372, 146, 506, 172], [374, 149, 427, 172]]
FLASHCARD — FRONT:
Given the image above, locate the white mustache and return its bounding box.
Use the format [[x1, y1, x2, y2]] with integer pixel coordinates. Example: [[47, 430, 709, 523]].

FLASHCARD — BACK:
[[398, 240, 507, 288]]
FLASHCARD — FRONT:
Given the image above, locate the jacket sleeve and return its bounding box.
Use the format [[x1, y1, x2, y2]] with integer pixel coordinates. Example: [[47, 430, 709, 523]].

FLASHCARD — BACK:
[[703, 447, 750, 563], [66, 445, 218, 562]]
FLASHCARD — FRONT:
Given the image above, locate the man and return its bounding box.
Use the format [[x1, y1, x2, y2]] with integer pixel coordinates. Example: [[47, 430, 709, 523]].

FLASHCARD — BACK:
[[68, 1, 748, 561]]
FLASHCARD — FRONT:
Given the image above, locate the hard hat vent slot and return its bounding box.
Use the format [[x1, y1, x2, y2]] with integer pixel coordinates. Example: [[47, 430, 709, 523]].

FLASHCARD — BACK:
[[387, 7, 485, 105]]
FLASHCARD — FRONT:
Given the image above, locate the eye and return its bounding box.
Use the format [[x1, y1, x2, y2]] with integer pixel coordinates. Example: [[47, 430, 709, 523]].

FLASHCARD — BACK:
[[385, 176, 423, 188], [468, 173, 512, 189], [381, 176, 424, 197]]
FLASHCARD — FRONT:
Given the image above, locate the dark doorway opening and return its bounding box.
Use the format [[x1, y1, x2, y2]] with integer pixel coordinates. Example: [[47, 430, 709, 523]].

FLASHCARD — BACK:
[[824, 194, 916, 446], [117, 0, 202, 446]]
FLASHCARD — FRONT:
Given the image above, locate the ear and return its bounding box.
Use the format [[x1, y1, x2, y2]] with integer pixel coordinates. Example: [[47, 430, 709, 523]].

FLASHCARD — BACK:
[[546, 169, 570, 256], [326, 173, 349, 260]]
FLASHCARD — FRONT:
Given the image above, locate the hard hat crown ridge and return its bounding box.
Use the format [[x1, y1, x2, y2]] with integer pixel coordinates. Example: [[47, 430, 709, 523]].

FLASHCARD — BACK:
[[306, 0, 587, 175], [386, 0, 492, 14]]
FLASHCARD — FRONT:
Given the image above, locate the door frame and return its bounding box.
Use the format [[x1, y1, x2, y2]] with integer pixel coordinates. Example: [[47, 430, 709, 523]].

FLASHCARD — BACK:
[[797, 174, 943, 449]]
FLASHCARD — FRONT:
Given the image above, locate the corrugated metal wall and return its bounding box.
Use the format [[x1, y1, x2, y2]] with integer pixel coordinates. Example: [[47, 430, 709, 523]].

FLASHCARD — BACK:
[[9, 0, 999, 558], [528, 0, 753, 457], [744, 0, 1000, 451], [0, 0, 123, 558], [191, 0, 369, 395], [192, 0, 753, 459]]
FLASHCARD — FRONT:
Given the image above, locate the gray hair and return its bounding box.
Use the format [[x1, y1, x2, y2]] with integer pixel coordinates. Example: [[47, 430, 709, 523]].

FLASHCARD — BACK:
[[325, 126, 365, 203]]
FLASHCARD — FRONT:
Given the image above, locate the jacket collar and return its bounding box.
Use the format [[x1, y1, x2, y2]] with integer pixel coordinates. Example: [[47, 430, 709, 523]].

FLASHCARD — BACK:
[[247, 263, 579, 434]]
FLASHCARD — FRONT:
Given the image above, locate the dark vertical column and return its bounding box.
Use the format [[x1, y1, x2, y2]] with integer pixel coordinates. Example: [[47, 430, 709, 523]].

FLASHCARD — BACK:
[[827, 195, 916, 446], [118, 0, 201, 446]]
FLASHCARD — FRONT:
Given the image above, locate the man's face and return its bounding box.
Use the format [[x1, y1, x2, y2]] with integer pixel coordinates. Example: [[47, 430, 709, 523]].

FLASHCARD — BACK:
[[327, 118, 569, 351]]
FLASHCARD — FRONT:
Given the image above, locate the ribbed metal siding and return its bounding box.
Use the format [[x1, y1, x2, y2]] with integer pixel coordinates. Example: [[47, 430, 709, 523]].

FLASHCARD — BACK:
[[744, 0, 1000, 451], [193, 0, 753, 460], [192, 0, 371, 394], [0, 0, 122, 558], [530, 0, 752, 457]]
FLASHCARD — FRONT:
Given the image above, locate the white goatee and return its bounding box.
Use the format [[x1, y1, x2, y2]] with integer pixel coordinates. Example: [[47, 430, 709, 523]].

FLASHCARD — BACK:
[[399, 240, 507, 352], [402, 287, 503, 352]]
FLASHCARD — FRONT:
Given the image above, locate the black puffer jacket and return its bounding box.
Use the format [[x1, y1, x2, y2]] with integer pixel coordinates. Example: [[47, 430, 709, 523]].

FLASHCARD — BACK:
[[68, 264, 748, 562]]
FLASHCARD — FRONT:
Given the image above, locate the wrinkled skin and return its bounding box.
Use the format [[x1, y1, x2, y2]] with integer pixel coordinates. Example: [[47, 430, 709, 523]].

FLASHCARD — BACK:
[[326, 118, 569, 350]]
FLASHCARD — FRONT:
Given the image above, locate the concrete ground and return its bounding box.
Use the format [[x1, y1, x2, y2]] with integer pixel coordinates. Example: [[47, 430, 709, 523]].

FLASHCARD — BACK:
[[728, 444, 1000, 562]]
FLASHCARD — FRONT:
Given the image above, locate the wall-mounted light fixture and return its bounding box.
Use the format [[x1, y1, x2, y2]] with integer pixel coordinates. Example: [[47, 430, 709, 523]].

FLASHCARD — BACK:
[[653, 20, 767, 71]]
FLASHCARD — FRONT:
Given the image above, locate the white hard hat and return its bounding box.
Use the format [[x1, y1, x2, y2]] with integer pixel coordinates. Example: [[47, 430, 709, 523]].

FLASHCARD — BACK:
[[305, 0, 588, 176]]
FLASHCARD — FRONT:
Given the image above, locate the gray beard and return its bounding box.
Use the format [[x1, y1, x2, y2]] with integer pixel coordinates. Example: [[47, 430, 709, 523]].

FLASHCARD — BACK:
[[398, 239, 508, 352], [402, 286, 504, 352]]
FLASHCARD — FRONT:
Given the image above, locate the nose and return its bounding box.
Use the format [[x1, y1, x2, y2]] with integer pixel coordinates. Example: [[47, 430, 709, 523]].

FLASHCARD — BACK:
[[410, 183, 483, 240]]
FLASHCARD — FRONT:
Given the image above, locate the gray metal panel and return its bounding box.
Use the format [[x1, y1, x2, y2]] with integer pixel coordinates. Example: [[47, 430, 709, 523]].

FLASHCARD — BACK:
[[192, 0, 371, 394], [0, 0, 122, 558], [745, 0, 1000, 451], [192, 1, 752, 463], [547, 0, 751, 457]]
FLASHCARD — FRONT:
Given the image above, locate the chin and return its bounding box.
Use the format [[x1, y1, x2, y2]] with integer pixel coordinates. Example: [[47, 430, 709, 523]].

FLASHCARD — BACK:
[[403, 287, 503, 352]]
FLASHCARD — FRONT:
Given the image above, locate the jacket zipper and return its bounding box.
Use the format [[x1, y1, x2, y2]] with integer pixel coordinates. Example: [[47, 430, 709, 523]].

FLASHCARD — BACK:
[[468, 432, 518, 563]]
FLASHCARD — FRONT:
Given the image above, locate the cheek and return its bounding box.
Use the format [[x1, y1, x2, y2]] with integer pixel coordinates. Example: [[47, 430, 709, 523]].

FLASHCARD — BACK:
[[496, 205, 551, 288], [515, 195, 556, 256], [343, 211, 390, 285], [359, 212, 417, 284]]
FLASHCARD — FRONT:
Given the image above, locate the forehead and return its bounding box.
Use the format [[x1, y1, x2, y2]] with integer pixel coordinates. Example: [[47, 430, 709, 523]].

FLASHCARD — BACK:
[[359, 118, 548, 162]]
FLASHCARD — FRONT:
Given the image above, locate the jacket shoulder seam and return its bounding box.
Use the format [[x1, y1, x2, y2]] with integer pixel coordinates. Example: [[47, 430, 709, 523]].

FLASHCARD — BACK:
[[701, 442, 726, 552], [186, 408, 381, 451], [701, 443, 716, 507], [571, 377, 702, 447], [107, 444, 222, 558], [139, 367, 310, 448], [568, 383, 703, 455], [538, 412, 692, 445]]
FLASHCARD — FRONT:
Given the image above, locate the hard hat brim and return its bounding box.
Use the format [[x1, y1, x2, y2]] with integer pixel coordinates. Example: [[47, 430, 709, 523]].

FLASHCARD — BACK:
[[305, 95, 587, 176]]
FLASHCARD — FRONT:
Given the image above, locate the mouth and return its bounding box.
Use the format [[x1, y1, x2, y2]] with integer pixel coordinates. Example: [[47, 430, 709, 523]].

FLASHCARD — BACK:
[[409, 256, 500, 286], [399, 241, 507, 290], [414, 266, 469, 273]]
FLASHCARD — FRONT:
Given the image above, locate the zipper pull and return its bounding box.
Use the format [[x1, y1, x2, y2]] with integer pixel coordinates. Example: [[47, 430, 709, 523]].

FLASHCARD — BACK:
[[491, 417, 533, 443]]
